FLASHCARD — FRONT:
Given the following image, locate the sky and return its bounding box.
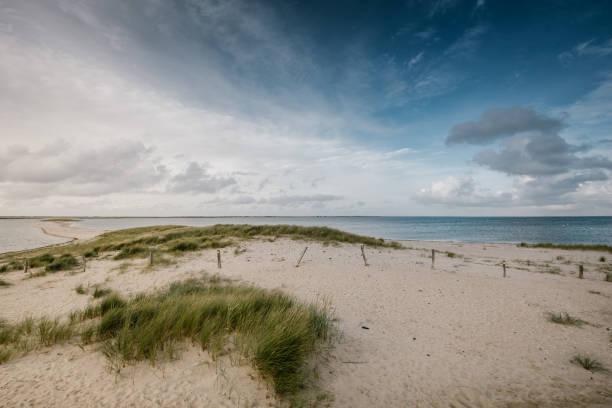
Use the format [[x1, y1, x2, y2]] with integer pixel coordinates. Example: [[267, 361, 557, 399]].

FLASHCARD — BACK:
[[1, 0, 611, 216]]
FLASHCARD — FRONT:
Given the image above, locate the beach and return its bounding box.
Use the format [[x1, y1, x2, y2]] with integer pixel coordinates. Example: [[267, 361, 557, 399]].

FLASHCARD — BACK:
[[0, 221, 611, 407]]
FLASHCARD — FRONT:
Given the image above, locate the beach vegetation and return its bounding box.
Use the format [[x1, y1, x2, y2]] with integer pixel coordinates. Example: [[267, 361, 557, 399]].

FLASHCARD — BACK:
[[92, 287, 111, 298], [43, 218, 80, 222], [519, 242, 612, 253], [75, 284, 87, 295], [447, 252, 457, 258], [0, 260, 24, 273], [83, 277, 333, 396], [113, 245, 150, 260], [605, 272, 612, 282], [0, 277, 334, 401], [547, 312, 585, 326], [538, 265, 561, 275], [600, 256, 606, 262], [45, 254, 78, 272], [28, 253, 55, 268], [0, 224, 403, 270], [0, 279, 11, 287], [571, 355, 608, 373], [84, 248, 99, 258], [0, 346, 11, 363]]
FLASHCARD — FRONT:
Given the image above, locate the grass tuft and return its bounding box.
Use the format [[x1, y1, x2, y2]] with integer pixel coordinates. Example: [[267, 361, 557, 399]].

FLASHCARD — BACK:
[[45, 254, 78, 272], [0, 279, 11, 287], [519, 243, 612, 253], [547, 312, 585, 326], [92, 287, 111, 298], [605, 272, 612, 282], [75, 284, 87, 295], [170, 240, 200, 252], [571, 355, 608, 372], [0, 346, 11, 363], [76, 278, 333, 396], [113, 246, 150, 260]]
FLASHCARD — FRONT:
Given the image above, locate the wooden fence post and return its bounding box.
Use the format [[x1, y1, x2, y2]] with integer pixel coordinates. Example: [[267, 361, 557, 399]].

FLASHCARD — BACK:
[[23, 259, 28, 274], [578, 264, 583, 279], [431, 249, 435, 269], [503, 261, 507, 278], [149, 251, 153, 266], [361, 244, 369, 266], [83, 256, 86, 272], [217, 250, 222, 269], [295, 246, 308, 268]]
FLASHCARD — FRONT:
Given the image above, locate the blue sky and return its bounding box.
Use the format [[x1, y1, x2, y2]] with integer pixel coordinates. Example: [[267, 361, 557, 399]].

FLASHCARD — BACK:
[[0, 0, 611, 215]]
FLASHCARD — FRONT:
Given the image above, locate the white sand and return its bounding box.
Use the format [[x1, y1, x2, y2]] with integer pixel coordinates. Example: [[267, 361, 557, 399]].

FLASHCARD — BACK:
[[37, 220, 104, 242], [1, 226, 611, 407]]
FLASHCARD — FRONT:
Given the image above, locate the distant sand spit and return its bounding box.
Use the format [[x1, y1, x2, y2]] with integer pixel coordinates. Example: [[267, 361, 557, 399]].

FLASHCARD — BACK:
[[37, 220, 104, 241], [1, 223, 611, 407]]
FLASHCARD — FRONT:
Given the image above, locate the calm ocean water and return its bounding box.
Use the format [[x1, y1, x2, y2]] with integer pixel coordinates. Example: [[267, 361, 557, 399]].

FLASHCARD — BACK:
[[0, 219, 70, 253], [1, 217, 610, 254]]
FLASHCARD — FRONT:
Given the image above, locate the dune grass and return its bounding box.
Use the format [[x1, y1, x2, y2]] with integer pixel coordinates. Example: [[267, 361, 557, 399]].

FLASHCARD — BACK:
[[0, 316, 75, 357], [1, 277, 334, 400], [43, 218, 80, 222], [571, 355, 608, 373], [75, 284, 87, 295], [0, 279, 11, 287], [547, 312, 585, 326], [77, 278, 333, 396], [45, 254, 78, 272], [1, 224, 402, 274], [92, 287, 111, 298], [0, 260, 24, 273], [519, 242, 612, 253]]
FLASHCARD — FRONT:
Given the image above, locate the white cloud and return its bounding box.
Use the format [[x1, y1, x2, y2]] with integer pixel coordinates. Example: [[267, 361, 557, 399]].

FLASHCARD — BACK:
[[558, 38, 612, 62], [415, 176, 512, 207]]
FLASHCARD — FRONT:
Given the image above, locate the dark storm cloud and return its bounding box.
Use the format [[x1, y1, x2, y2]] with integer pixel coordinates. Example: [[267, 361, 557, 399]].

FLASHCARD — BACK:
[[447, 106, 612, 177], [168, 162, 236, 194], [446, 106, 565, 145]]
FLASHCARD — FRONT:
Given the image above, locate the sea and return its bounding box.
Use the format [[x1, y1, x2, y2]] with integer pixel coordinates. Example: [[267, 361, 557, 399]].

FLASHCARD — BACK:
[[1, 216, 610, 254]]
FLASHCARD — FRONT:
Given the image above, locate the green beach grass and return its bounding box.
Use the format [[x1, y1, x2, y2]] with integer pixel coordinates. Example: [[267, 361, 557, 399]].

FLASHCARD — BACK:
[[1, 224, 403, 274], [0, 276, 334, 400], [518, 242, 612, 253]]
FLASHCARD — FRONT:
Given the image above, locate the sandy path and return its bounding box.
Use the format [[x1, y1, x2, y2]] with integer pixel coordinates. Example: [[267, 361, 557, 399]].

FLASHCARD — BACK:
[[1, 232, 611, 407]]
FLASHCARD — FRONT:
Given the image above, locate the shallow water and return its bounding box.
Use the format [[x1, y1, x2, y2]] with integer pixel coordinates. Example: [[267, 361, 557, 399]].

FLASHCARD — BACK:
[[1, 216, 610, 254], [0, 219, 70, 253]]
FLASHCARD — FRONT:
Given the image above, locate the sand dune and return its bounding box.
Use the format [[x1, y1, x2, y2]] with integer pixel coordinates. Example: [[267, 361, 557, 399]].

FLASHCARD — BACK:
[[1, 226, 611, 407]]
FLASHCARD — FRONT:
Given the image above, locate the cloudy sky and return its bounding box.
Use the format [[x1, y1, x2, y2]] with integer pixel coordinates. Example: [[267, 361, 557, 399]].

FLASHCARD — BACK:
[[1, 0, 611, 216]]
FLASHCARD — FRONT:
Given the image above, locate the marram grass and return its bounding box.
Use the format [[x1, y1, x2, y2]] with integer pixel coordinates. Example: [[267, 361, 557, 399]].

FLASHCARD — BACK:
[[1, 277, 334, 399], [1, 224, 403, 274], [85, 278, 333, 395], [547, 312, 585, 326]]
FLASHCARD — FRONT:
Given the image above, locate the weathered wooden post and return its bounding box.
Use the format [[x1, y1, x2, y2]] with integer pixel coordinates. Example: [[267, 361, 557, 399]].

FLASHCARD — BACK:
[[149, 251, 154, 266], [360, 244, 369, 266], [578, 264, 584, 279], [295, 246, 308, 268], [431, 249, 435, 269], [83, 256, 86, 272], [217, 250, 222, 269], [502, 260, 507, 278], [23, 259, 28, 274]]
